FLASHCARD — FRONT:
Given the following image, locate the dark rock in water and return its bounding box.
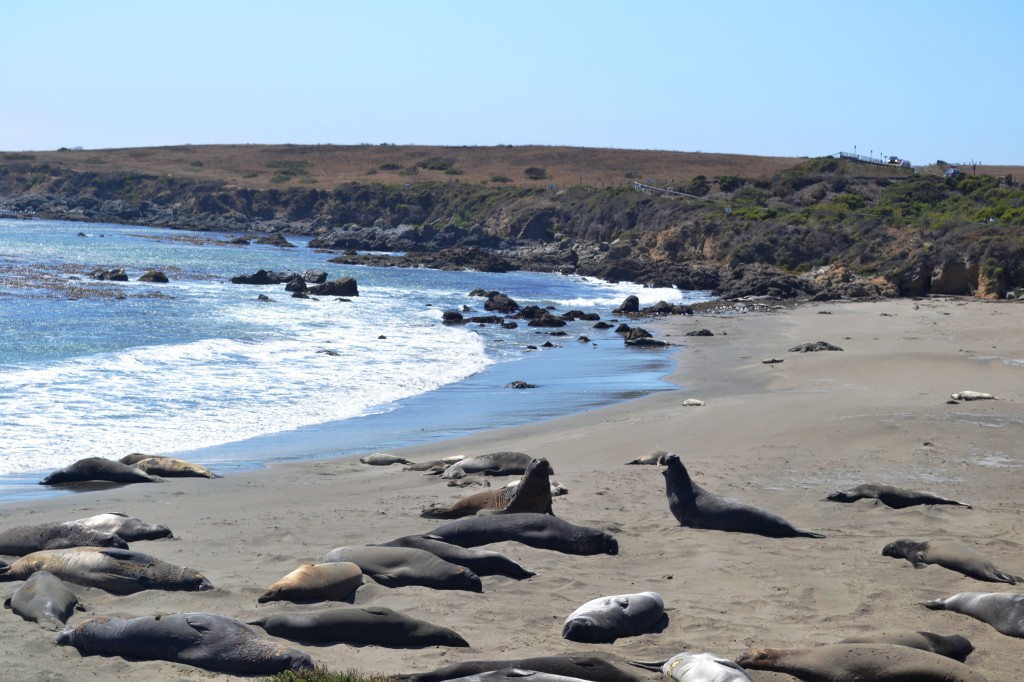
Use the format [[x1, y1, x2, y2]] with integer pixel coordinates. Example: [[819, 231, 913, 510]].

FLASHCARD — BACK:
[[789, 341, 844, 352], [626, 327, 652, 340], [549, 331, 568, 337], [231, 269, 300, 285], [506, 381, 537, 389], [614, 295, 640, 314], [467, 315, 503, 324], [625, 327, 666, 347], [685, 329, 714, 337], [77, 232, 87, 237], [502, 322, 518, 329], [302, 269, 328, 284], [308, 277, 359, 297], [292, 292, 309, 299], [614, 323, 632, 333], [90, 268, 128, 282], [578, 336, 590, 343], [442, 311, 465, 324], [138, 270, 169, 283], [562, 310, 600, 321], [228, 236, 251, 245], [257, 294, 272, 302], [527, 313, 566, 328], [317, 348, 341, 356], [541, 342, 555, 348], [484, 292, 520, 314], [593, 321, 613, 329], [284, 276, 307, 293], [255, 233, 294, 247], [643, 301, 695, 316]]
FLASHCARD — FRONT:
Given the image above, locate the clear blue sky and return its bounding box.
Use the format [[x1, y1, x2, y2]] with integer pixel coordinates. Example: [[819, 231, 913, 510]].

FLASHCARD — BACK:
[[3, 1, 1020, 165]]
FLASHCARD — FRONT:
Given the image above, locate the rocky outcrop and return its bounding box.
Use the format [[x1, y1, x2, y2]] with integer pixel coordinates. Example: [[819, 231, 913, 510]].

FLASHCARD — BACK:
[[138, 270, 169, 283], [308, 277, 358, 297]]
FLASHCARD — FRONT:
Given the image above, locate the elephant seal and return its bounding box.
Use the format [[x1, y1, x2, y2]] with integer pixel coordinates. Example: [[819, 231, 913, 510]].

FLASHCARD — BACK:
[[3, 571, 84, 630], [360, 453, 414, 466], [0, 521, 128, 555], [736, 644, 988, 681], [0, 547, 213, 595], [505, 477, 568, 497], [827, 483, 971, 509], [73, 512, 173, 541], [951, 391, 998, 401], [441, 452, 548, 479], [625, 450, 671, 466], [258, 562, 362, 603], [922, 592, 1024, 637], [397, 653, 648, 682], [377, 534, 535, 579], [57, 612, 313, 675], [249, 605, 469, 647], [562, 592, 666, 643], [663, 455, 824, 538], [39, 457, 163, 485], [837, 631, 974, 662], [429, 513, 618, 556], [422, 457, 554, 519], [883, 539, 1021, 584], [630, 653, 753, 681], [323, 545, 482, 592], [441, 670, 594, 682], [406, 460, 449, 472], [130, 456, 219, 478]]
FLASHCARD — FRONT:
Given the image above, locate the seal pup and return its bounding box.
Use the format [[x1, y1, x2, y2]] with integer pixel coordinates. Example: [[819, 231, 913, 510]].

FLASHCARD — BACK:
[[630, 652, 753, 681], [922, 592, 1024, 637], [422, 457, 554, 519], [625, 450, 671, 466], [39, 457, 163, 485], [0, 521, 128, 555], [397, 653, 648, 682], [0, 547, 213, 595], [323, 546, 482, 592], [360, 453, 414, 466], [130, 456, 219, 478], [377, 534, 535, 579], [249, 606, 469, 647], [73, 512, 173, 541], [827, 483, 971, 509], [883, 539, 1021, 584], [429, 513, 618, 556], [441, 452, 548, 479], [258, 562, 362, 603], [663, 455, 825, 538], [736, 644, 989, 681], [951, 391, 998, 401], [837, 631, 974, 662], [562, 592, 666, 643], [4, 571, 84, 630], [57, 612, 313, 675]]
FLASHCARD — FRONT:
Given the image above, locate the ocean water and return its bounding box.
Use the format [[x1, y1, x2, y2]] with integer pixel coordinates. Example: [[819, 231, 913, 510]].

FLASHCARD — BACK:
[[0, 218, 710, 503]]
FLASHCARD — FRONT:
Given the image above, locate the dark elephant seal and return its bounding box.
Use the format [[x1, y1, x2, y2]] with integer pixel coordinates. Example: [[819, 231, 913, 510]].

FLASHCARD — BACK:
[[131, 456, 219, 478], [837, 630, 974, 662], [422, 457, 554, 519], [361, 453, 414, 466], [56, 612, 313, 674], [249, 605, 469, 647], [73, 512, 173, 541], [883, 539, 1021, 584], [396, 653, 649, 682], [0, 547, 213, 595], [40, 457, 163, 485], [827, 483, 971, 509], [625, 450, 671, 466], [562, 592, 666, 643], [258, 562, 362, 603], [663, 455, 824, 538], [323, 545, 482, 592], [0, 521, 128, 555], [3, 571, 84, 630], [629, 653, 753, 681], [923, 592, 1024, 637], [736, 644, 988, 681], [377, 534, 535, 579], [442, 452, 549, 479], [429, 513, 618, 556]]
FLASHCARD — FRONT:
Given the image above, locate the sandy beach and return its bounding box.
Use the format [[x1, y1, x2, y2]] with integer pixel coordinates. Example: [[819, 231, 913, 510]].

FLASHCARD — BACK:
[[2, 296, 1022, 681]]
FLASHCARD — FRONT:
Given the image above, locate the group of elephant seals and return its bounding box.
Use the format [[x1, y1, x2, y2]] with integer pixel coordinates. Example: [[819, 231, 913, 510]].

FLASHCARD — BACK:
[[0, 547, 213, 595], [562, 592, 666, 644], [258, 562, 362, 603], [837, 630, 974, 662], [39, 457, 163, 485], [324, 545, 482, 592], [422, 457, 554, 519], [624, 450, 672, 466], [73, 512, 173, 541], [441, 452, 547, 479], [397, 653, 649, 682], [0, 521, 128, 555], [57, 612, 313, 675], [882, 539, 1021, 584], [735, 643, 988, 681], [3, 571, 84, 630], [377, 534, 536, 579], [250, 605, 469, 647], [663, 455, 825, 538], [361, 453, 414, 466], [630, 653, 753, 681], [923, 592, 1024, 638], [827, 483, 971, 509], [429, 512, 618, 556], [119, 454, 219, 478]]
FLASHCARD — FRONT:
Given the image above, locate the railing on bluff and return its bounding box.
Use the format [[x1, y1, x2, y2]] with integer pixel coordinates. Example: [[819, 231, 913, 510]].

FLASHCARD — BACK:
[[834, 151, 910, 168], [632, 181, 712, 201]]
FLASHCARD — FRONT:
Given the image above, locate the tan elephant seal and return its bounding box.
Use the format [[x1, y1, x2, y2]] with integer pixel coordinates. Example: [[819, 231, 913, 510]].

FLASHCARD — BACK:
[[130, 456, 219, 478], [360, 453, 413, 466], [625, 450, 672, 465], [4, 571, 84, 630], [736, 644, 988, 681], [258, 562, 362, 603], [422, 457, 554, 519], [883, 539, 1021, 584], [249, 605, 469, 647], [923, 592, 1024, 638], [837, 630, 974, 662]]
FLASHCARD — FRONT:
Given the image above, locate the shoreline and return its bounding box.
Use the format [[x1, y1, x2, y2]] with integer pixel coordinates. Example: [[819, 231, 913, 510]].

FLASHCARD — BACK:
[[2, 296, 1023, 681]]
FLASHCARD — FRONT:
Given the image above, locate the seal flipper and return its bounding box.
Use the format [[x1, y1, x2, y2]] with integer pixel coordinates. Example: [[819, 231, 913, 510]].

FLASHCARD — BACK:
[[626, 659, 667, 672], [794, 529, 826, 539]]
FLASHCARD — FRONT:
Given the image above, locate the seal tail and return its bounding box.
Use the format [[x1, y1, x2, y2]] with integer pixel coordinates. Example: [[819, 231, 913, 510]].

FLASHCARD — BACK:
[[795, 529, 826, 539], [919, 599, 944, 610], [626, 659, 667, 672], [419, 507, 462, 520], [994, 571, 1022, 585]]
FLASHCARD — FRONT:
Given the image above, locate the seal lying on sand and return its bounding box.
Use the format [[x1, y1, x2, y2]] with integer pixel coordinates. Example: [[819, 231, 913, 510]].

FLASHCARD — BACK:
[[258, 562, 362, 603], [130, 456, 219, 478], [0, 521, 127, 555], [630, 653, 753, 681], [73, 512, 173, 541], [837, 630, 974, 662], [441, 452, 548, 479], [250, 606, 469, 647], [360, 453, 414, 466], [736, 644, 989, 681], [0, 547, 213, 595], [40, 457, 163, 485], [323, 546, 482, 592], [377, 534, 535, 579], [923, 592, 1024, 638], [562, 592, 666, 644], [625, 450, 672, 466], [441, 671, 594, 682], [883, 539, 1021, 584], [4, 571, 84, 630], [396, 653, 649, 682], [827, 483, 971, 509], [57, 612, 313, 675], [429, 513, 618, 556], [951, 391, 998, 401], [422, 457, 554, 519], [663, 455, 824, 538]]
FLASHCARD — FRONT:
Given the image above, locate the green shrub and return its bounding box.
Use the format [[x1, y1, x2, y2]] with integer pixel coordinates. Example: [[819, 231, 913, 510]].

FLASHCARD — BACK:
[[444, 168, 464, 175], [379, 163, 402, 171], [717, 175, 742, 192], [416, 157, 456, 171], [524, 167, 547, 180], [490, 175, 511, 183]]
